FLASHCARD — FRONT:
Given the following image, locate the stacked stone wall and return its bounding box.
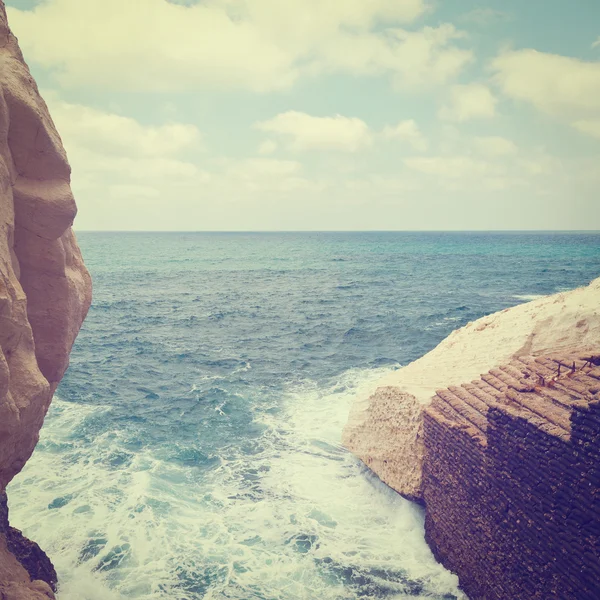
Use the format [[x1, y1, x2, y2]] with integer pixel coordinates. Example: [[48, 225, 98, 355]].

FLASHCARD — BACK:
[[423, 354, 600, 599]]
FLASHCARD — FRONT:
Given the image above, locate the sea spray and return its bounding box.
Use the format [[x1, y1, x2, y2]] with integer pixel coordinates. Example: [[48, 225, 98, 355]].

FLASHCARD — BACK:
[[9, 368, 464, 600]]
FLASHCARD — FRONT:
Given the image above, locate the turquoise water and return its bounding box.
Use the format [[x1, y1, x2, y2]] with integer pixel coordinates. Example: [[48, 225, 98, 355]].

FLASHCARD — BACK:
[[8, 232, 600, 600]]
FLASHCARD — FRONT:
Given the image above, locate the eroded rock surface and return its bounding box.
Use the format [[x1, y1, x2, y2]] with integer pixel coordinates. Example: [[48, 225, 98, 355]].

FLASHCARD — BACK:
[[343, 277, 600, 499], [0, 1, 92, 597]]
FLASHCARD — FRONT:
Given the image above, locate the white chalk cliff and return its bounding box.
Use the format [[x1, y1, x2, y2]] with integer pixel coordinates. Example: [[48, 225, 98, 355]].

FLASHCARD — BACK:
[[343, 277, 600, 500], [0, 2, 91, 598]]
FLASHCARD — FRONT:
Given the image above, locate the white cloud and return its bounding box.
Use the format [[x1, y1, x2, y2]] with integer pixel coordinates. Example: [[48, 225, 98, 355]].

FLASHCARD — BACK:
[[8, 0, 296, 92], [226, 158, 302, 179], [109, 185, 161, 200], [315, 24, 473, 89], [439, 83, 497, 121], [44, 94, 201, 157], [256, 111, 372, 152], [404, 156, 495, 178], [383, 119, 428, 151], [258, 140, 278, 155], [572, 119, 600, 139], [70, 150, 200, 180], [217, 158, 321, 194], [474, 136, 518, 156], [592, 37, 600, 49], [492, 50, 600, 116], [345, 174, 422, 194], [459, 8, 512, 25], [402, 153, 537, 194], [242, 0, 429, 38], [491, 49, 600, 138], [40, 94, 205, 192], [519, 157, 556, 176], [7, 0, 472, 92]]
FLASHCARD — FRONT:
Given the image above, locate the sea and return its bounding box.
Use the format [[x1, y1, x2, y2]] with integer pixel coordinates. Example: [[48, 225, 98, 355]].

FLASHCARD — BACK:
[[7, 231, 600, 600]]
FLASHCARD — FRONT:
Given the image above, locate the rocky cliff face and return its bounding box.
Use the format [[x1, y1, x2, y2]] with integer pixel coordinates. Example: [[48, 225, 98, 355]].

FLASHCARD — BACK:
[[0, 2, 92, 598], [343, 277, 600, 500]]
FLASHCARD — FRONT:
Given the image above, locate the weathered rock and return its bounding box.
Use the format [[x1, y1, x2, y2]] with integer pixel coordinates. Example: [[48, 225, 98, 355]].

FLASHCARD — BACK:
[[423, 351, 600, 599], [343, 277, 600, 499], [0, 1, 91, 597], [1, 493, 56, 592]]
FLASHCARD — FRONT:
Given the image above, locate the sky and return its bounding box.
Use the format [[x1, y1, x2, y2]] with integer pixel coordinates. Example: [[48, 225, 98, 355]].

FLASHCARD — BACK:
[[5, 0, 600, 231]]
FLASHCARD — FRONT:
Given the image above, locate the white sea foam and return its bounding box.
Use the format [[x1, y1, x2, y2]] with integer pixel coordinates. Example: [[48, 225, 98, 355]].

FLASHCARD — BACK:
[[512, 294, 545, 301], [8, 368, 464, 600]]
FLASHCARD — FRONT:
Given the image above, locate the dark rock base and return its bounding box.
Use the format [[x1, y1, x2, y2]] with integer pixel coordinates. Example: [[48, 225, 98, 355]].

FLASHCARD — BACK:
[[0, 492, 57, 593]]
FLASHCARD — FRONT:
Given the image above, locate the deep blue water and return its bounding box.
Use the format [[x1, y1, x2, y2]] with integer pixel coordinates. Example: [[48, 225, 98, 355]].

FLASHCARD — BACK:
[[8, 232, 600, 600]]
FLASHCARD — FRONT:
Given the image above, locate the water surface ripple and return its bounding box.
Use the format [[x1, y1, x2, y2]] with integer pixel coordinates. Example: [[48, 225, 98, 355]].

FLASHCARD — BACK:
[[9, 231, 600, 599]]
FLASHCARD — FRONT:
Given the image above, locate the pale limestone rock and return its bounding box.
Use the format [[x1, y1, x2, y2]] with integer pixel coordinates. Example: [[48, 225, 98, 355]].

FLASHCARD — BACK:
[[343, 277, 600, 500], [0, 1, 91, 597]]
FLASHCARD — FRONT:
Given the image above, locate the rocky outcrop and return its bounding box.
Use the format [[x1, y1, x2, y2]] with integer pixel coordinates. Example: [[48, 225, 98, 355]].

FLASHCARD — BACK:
[[343, 277, 600, 500], [1, 493, 56, 594], [0, 1, 92, 598], [423, 351, 600, 599]]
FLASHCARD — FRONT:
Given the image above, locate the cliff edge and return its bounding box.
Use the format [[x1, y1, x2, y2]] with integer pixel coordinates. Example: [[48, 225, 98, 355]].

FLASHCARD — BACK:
[[0, 2, 92, 598], [342, 277, 600, 501]]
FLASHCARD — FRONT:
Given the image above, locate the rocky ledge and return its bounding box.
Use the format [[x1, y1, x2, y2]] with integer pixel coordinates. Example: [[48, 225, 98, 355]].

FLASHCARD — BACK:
[[343, 277, 600, 500], [343, 278, 600, 598], [0, 1, 92, 598]]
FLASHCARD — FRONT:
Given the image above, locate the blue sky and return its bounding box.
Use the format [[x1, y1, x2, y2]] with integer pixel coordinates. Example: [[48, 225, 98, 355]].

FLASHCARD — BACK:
[[6, 0, 600, 230]]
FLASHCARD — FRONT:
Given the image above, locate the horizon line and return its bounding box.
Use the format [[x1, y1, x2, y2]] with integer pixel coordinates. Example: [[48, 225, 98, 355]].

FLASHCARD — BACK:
[[74, 229, 600, 234]]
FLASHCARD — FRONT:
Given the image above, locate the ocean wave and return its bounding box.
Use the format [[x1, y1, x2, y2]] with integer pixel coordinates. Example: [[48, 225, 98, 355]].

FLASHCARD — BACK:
[[8, 369, 464, 600]]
